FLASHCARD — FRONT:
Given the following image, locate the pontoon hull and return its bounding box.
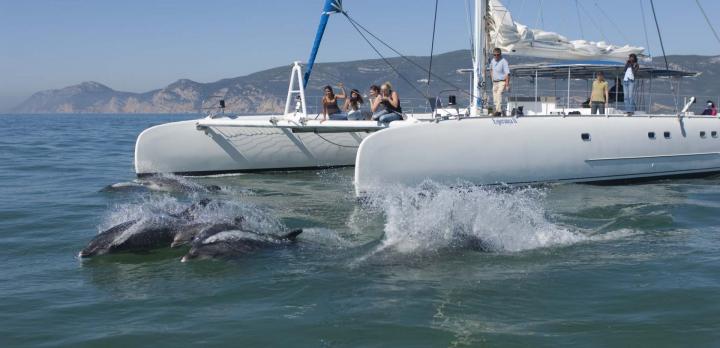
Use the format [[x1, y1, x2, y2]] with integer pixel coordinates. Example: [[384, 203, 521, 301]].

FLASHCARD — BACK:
[[354, 116, 720, 195], [134, 117, 374, 176]]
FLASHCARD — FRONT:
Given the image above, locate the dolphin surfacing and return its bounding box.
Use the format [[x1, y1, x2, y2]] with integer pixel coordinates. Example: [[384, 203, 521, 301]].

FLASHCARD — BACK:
[[181, 229, 303, 262], [78, 199, 214, 258]]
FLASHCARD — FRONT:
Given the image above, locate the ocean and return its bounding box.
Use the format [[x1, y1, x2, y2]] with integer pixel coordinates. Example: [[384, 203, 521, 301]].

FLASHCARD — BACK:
[[1, 114, 719, 347]]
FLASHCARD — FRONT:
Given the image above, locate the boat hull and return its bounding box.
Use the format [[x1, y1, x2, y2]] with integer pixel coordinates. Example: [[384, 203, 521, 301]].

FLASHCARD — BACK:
[[134, 116, 375, 176], [354, 115, 720, 195]]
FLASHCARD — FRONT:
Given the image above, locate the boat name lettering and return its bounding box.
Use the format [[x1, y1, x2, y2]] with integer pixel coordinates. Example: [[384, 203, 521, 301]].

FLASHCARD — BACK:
[[492, 118, 518, 126]]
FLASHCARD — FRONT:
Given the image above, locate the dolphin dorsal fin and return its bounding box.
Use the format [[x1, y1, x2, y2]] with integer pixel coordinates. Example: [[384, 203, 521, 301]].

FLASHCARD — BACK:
[[280, 229, 303, 241]]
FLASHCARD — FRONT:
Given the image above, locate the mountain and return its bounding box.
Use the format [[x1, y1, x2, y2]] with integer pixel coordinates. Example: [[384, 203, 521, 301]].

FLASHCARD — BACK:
[[10, 50, 720, 114]]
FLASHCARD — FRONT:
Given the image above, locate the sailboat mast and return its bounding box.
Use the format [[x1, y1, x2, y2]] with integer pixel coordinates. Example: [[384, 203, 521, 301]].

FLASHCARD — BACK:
[[472, 0, 487, 116]]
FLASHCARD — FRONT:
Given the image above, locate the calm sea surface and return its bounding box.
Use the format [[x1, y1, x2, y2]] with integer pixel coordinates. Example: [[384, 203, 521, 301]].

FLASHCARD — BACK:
[[1, 114, 719, 347]]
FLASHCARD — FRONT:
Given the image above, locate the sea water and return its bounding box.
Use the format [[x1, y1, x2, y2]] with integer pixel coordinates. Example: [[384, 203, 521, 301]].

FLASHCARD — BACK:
[[1, 114, 719, 347]]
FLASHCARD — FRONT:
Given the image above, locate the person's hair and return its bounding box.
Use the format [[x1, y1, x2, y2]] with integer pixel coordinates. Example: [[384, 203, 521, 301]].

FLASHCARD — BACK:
[[381, 82, 393, 91], [350, 89, 364, 104], [628, 53, 637, 63], [369, 85, 380, 93], [323, 85, 334, 97], [493, 48, 502, 54]]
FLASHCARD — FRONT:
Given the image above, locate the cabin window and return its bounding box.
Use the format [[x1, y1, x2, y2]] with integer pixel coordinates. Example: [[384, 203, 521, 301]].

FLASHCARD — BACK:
[[648, 132, 656, 139], [664, 131, 671, 139], [700, 131, 707, 138], [581, 133, 591, 141], [713, 131, 718, 138]]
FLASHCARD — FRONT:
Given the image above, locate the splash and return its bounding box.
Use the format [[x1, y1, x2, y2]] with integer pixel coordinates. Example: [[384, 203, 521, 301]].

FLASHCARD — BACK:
[[362, 181, 588, 256], [99, 195, 284, 236]]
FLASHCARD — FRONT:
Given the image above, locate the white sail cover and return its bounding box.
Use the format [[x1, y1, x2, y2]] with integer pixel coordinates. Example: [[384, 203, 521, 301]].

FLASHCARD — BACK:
[[488, 0, 646, 62]]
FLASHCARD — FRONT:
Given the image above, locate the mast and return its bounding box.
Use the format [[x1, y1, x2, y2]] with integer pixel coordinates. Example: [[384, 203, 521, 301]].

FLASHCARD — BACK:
[[472, 0, 487, 116], [303, 0, 343, 89]]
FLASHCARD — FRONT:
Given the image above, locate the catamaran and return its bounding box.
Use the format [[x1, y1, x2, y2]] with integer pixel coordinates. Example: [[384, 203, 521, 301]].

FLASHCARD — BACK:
[[133, 0, 720, 196]]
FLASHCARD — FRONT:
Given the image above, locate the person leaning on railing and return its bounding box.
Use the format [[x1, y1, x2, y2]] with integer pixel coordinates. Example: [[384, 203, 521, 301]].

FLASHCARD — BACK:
[[590, 71, 609, 115]]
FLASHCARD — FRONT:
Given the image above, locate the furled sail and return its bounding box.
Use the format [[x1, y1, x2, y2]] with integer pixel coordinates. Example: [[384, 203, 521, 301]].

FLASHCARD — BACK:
[[488, 0, 646, 62]]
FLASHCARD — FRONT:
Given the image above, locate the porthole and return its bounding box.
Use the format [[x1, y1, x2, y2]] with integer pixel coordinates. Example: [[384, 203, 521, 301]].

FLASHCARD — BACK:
[[664, 131, 671, 139], [701, 131, 707, 138], [713, 131, 718, 138], [581, 133, 591, 141], [648, 132, 656, 139]]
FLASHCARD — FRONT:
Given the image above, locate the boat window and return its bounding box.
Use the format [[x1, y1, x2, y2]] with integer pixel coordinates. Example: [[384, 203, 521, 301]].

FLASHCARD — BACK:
[[713, 131, 718, 138], [700, 131, 707, 138], [664, 131, 671, 139], [581, 133, 591, 141], [648, 132, 655, 139]]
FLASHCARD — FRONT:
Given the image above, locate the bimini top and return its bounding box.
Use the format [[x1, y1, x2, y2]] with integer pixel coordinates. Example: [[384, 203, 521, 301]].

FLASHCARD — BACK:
[[510, 61, 699, 80]]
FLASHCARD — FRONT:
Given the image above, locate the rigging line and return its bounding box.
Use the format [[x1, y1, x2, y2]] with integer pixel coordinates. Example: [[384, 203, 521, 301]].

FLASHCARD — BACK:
[[639, 0, 653, 57], [576, 1, 609, 42], [694, 0, 720, 48], [490, 0, 513, 49], [535, 0, 545, 30], [649, 0, 677, 111], [574, 0, 584, 38], [649, 0, 669, 71], [343, 12, 428, 98], [342, 12, 474, 98], [464, 0, 475, 63], [593, 1, 630, 43], [427, 0, 440, 94]]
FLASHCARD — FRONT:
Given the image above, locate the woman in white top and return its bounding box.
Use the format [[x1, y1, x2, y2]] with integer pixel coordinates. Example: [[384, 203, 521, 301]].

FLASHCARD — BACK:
[[623, 54, 640, 116]]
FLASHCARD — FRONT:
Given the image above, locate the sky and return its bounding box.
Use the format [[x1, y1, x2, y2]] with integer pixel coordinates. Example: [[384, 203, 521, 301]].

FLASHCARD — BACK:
[[1, 0, 719, 110]]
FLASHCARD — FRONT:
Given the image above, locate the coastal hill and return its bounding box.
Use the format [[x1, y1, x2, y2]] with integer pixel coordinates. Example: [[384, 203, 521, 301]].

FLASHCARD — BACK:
[[11, 50, 720, 114]]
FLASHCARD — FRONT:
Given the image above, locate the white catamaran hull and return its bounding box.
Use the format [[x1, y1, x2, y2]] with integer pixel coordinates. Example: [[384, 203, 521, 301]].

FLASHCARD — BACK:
[[134, 115, 415, 176], [354, 115, 720, 195]]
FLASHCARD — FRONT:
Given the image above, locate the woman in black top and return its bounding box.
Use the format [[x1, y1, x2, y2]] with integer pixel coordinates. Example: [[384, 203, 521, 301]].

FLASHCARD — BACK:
[[322, 83, 346, 121]]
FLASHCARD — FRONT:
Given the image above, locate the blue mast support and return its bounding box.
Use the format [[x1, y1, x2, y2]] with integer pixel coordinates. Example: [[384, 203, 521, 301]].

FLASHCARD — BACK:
[[303, 0, 342, 89]]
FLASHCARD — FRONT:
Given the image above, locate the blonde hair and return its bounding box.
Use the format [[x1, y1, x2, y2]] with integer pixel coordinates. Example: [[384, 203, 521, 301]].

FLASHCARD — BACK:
[[381, 82, 393, 91]]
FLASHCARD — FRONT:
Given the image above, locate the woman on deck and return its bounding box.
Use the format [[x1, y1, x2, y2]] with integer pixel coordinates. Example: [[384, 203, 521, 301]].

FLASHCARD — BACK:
[[702, 100, 718, 116], [343, 89, 365, 120], [371, 82, 403, 123], [590, 72, 609, 115], [623, 54, 640, 116], [322, 83, 346, 121]]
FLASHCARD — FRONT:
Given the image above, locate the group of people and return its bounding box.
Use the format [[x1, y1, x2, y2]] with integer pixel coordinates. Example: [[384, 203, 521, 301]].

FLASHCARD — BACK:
[[491, 48, 644, 116], [321, 82, 403, 123], [588, 53, 640, 115]]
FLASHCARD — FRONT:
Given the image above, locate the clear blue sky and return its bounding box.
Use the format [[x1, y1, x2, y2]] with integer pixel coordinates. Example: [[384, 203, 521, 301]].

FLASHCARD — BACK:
[[1, 0, 719, 110]]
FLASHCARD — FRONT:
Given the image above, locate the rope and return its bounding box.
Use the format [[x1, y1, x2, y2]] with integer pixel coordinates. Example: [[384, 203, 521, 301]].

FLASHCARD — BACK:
[[343, 12, 428, 98], [575, 1, 609, 43], [535, 0, 545, 30], [695, 0, 720, 48], [574, 0, 584, 38], [649, 0, 678, 112], [594, 1, 630, 43], [427, 0, 440, 95], [314, 131, 360, 148], [639, 0, 653, 56], [341, 11, 474, 99], [465, 0, 475, 63]]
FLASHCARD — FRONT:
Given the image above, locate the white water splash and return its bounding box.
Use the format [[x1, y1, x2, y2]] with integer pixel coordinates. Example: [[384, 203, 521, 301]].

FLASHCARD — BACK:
[[362, 181, 589, 256]]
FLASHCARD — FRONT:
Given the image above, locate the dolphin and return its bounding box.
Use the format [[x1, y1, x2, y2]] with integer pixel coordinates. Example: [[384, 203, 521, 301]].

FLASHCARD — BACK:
[[170, 216, 245, 248], [78, 199, 213, 258], [78, 217, 177, 258], [101, 177, 221, 193], [181, 229, 303, 262]]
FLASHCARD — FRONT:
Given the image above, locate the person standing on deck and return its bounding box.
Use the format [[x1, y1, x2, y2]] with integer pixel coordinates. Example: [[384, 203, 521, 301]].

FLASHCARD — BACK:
[[490, 48, 510, 116], [623, 54, 640, 116], [590, 72, 609, 115]]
